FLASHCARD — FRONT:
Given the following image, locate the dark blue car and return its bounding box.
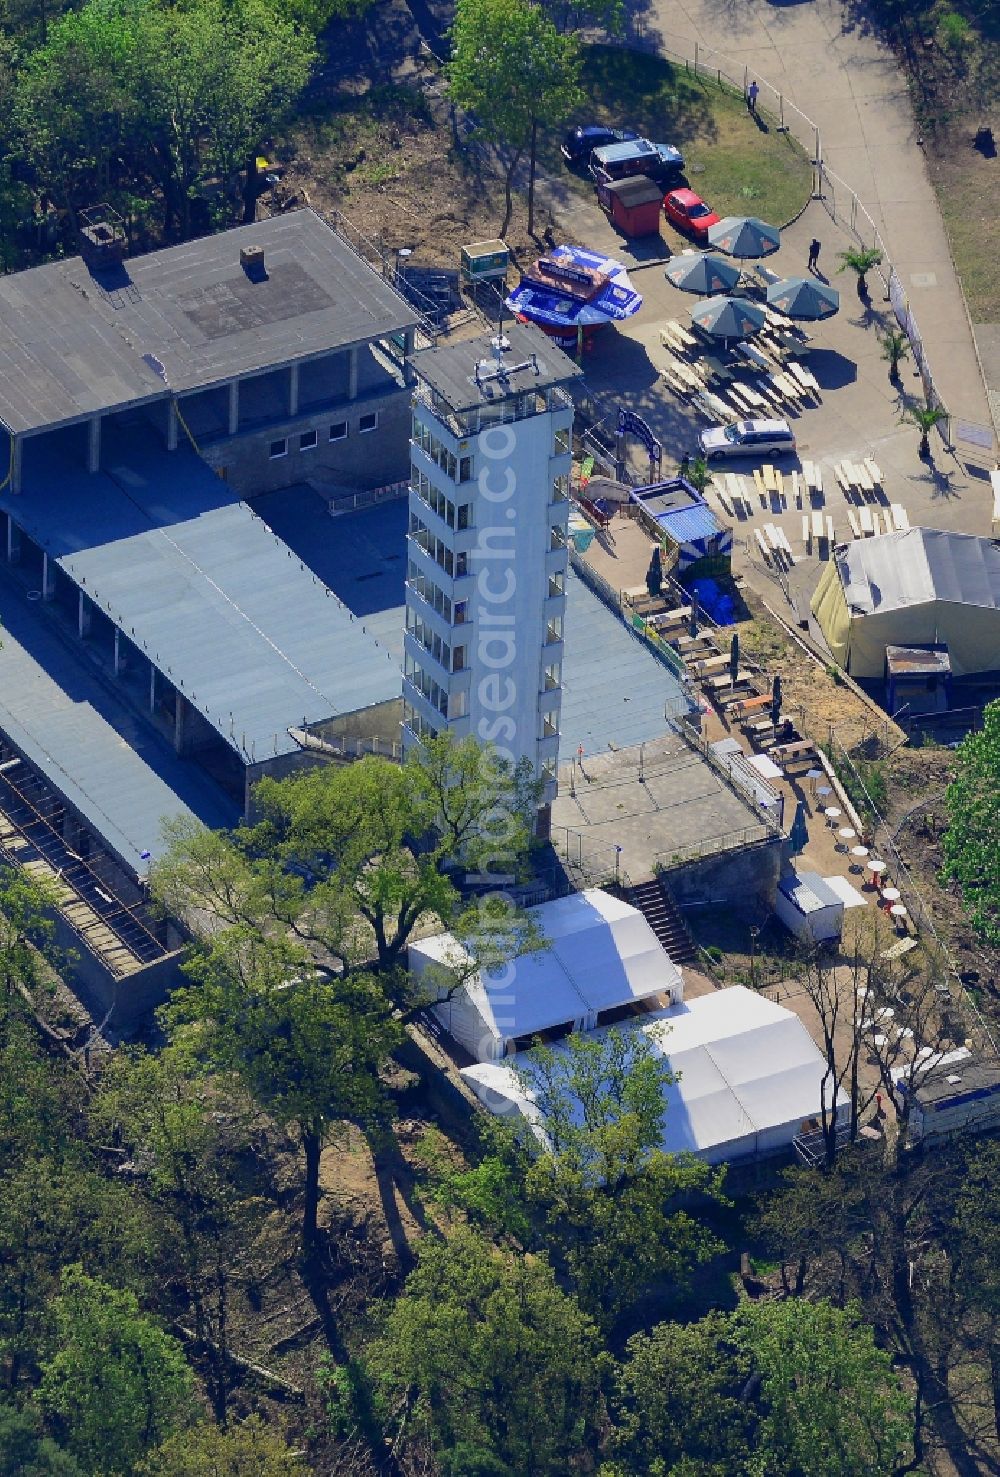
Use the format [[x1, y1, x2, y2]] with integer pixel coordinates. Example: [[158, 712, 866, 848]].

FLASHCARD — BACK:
[[561, 124, 638, 164]]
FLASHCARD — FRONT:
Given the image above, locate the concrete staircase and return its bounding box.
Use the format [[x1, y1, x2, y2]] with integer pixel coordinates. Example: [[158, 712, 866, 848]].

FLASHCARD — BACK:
[[630, 877, 699, 967]]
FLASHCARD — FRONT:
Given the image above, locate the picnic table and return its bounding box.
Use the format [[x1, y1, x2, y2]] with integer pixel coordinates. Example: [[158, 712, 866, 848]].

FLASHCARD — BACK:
[[811, 510, 824, 543], [891, 503, 910, 531], [859, 506, 874, 537], [864, 457, 883, 488]]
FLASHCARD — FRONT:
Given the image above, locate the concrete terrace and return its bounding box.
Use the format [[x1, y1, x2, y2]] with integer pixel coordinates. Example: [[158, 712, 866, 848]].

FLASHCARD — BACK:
[[249, 486, 691, 757]]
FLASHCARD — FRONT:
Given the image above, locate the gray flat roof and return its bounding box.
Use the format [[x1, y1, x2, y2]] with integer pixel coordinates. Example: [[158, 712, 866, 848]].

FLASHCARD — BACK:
[[247, 488, 692, 756], [410, 322, 582, 414], [0, 209, 418, 435], [5, 430, 401, 759], [0, 568, 237, 875]]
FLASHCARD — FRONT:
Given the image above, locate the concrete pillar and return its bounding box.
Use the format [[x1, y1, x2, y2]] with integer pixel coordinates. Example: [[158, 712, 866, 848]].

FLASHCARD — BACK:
[[173, 691, 187, 754], [77, 589, 91, 639], [149, 663, 157, 712], [403, 327, 416, 386], [113, 628, 123, 676], [42, 552, 54, 600], [6, 514, 20, 564], [87, 415, 101, 473], [166, 402, 178, 452], [10, 436, 22, 495], [289, 362, 300, 418], [228, 380, 240, 436], [347, 347, 359, 401]]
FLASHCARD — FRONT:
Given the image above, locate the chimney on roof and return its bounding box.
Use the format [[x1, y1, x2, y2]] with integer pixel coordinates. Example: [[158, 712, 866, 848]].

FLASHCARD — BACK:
[[240, 244, 267, 281], [78, 204, 127, 272]]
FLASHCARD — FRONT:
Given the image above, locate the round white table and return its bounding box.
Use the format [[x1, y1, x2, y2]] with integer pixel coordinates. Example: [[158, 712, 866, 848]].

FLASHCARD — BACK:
[[849, 844, 869, 873], [890, 903, 909, 929], [866, 859, 887, 887], [836, 826, 856, 851], [824, 806, 842, 828]]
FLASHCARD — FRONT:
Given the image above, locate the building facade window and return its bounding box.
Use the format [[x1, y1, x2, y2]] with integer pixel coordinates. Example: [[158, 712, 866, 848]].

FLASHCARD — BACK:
[[549, 523, 567, 552], [545, 615, 564, 645], [548, 570, 565, 598], [412, 418, 474, 482], [359, 411, 379, 433], [553, 426, 571, 456], [403, 700, 440, 742], [411, 468, 473, 532], [551, 474, 569, 503], [299, 429, 318, 451], [406, 607, 451, 672], [407, 561, 453, 624], [269, 438, 288, 460], [404, 652, 454, 718], [329, 421, 348, 442], [543, 661, 562, 691], [409, 511, 469, 578]]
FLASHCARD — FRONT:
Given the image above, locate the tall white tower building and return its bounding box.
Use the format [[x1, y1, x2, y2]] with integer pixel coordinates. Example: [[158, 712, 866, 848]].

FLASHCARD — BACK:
[[403, 323, 582, 810]]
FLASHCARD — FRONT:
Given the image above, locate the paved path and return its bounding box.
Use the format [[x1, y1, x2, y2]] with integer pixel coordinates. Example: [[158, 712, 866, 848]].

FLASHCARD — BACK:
[[638, 0, 994, 437]]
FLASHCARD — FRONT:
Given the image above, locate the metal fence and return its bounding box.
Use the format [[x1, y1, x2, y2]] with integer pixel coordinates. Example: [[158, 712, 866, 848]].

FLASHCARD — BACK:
[[652, 823, 775, 874]]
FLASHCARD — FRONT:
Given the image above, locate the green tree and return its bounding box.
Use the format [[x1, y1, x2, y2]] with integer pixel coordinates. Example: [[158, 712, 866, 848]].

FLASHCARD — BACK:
[[443, 1028, 724, 1327], [138, 1416, 302, 1474], [162, 937, 400, 1266], [0, 1397, 81, 1475], [609, 1300, 913, 1476], [898, 400, 949, 458], [609, 1311, 753, 1475], [92, 1042, 263, 1424], [39, 1266, 195, 1474], [0, 1157, 153, 1393], [879, 326, 911, 383], [152, 732, 538, 1016], [369, 1228, 606, 1476], [836, 245, 883, 300], [951, 1139, 1000, 1441], [734, 1298, 913, 1476], [942, 698, 1000, 942], [447, 0, 582, 235]]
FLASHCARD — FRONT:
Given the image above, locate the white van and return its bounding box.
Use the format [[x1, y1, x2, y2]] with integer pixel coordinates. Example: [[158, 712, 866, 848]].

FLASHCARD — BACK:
[[699, 418, 796, 461]]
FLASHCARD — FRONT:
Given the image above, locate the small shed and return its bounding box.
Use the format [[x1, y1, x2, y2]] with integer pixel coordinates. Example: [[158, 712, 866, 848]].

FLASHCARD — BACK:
[[885, 644, 952, 716], [595, 174, 664, 238], [893, 1048, 1000, 1144], [630, 478, 732, 574], [774, 869, 844, 944], [460, 239, 510, 287]]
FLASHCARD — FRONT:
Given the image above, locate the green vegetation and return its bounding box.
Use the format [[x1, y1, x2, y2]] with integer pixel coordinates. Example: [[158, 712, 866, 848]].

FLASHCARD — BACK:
[[942, 698, 1000, 944], [879, 325, 912, 382], [836, 245, 884, 300], [1, 729, 1000, 1470], [898, 399, 951, 456], [561, 45, 812, 226], [447, 0, 582, 235]]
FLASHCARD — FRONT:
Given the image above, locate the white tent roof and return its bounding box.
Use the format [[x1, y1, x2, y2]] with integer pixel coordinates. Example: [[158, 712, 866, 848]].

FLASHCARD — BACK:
[[462, 985, 845, 1163], [412, 888, 682, 1061], [836, 528, 1000, 617]]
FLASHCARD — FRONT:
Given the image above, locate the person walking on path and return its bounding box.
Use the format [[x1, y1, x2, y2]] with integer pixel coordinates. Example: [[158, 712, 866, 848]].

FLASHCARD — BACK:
[[808, 238, 821, 272], [747, 79, 760, 114]]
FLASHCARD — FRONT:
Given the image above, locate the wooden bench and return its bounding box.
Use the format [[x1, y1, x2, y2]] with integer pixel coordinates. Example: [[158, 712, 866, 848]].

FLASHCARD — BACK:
[[864, 457, 883, 488], [859, 506, 874, 537], [772, 739, 817, 771], [891, 503, 910, 532], [802, 512, 811, 550], [826, 515, 835, 548], [847, 509, 861, 539], [752, 470, 768, 508], [754, 527, 772, 562], [811, 510, 824, 543]]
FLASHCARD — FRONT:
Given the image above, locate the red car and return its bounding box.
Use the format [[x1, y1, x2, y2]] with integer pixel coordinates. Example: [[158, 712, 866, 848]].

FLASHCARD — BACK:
[[663, 188, 722, 242]]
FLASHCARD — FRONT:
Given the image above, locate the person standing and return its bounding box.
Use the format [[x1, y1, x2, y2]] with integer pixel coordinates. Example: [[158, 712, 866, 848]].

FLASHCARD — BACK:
[[747, 79, 760, 114], [808, 237, 821, 272]]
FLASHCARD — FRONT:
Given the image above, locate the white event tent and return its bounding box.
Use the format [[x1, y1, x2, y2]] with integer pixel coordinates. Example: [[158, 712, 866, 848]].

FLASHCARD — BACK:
[[409, 888, 683, 1063], [461, 985, 848, 1164]]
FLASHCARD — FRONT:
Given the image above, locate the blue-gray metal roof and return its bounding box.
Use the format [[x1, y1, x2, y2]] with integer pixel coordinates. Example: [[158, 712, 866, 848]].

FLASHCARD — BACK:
[[653, 502, 725, 547], [0, 572, 237, 874], [5, 430, 401, 760], [246, 488, 692, 758]]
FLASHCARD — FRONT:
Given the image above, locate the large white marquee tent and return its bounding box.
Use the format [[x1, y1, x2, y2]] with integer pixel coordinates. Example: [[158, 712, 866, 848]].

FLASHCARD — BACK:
[[461, 985, 848, 1164], [409, 888, 683, 1063]]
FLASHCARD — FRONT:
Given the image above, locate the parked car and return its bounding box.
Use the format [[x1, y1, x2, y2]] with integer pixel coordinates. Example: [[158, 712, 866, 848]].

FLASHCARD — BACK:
[[662, 188, 721, 242], [562, 125, 638, 164], [589, 137, 684, 186], [699, 418, 797, 461]]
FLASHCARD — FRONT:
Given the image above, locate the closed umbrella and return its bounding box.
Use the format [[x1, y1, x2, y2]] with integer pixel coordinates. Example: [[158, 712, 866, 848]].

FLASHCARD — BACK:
[[788, 799, 809, 856], [771, 674, 783, 727], [766, 276, 840, 320], [729, 633, 740, 685], [690, 295, 766, 341], [708, 216, 781, 259], [665, 253, 741, 295]]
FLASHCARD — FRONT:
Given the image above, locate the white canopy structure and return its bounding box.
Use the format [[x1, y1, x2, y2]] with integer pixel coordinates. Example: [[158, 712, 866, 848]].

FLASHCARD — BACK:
[[462, 985, 848, 1164], [410, 888, 683, 1064], [812, 528, 1000, 678]]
